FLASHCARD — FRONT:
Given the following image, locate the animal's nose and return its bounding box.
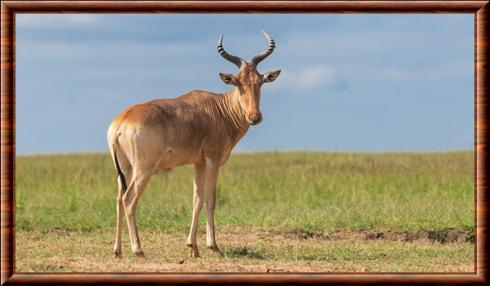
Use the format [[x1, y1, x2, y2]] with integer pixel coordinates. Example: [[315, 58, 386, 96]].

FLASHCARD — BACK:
[[248, 113, 262, 125]]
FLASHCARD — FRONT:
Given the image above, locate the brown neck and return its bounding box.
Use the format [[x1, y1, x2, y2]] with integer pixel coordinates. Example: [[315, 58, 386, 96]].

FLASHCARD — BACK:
[[212, 88, 250, 141]]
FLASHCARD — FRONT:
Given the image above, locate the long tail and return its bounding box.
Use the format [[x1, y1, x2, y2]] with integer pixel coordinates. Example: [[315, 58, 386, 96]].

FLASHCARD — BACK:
[[112, 143, 127, 192]]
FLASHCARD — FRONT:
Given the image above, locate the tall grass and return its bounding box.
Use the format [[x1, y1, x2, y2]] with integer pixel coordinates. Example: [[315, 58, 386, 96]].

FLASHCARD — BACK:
[[16, 151, 474, 234]]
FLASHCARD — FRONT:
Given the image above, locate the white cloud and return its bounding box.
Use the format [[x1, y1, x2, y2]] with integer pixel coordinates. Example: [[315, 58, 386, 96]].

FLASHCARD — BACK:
[[17, 14, 98, 27], [273, 65, 337, 91]]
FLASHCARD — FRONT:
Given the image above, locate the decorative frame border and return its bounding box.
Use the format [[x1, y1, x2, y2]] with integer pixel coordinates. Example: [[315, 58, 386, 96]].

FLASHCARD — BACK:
[[1, 1, 488, 285]]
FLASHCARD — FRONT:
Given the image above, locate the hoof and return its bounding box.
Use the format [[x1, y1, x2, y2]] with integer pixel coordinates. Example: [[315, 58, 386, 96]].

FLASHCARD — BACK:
[[207, 245, 222, 255], [187, 244, 200, 258], [135, 251, 146, 259], [114, 250, 123, 259]]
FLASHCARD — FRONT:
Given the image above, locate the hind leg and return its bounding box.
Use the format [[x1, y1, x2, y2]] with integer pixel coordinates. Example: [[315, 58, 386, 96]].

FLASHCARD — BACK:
[[122, 169, 152, 257], [112, 152, 132, 258], [114, 179, 125, 258]]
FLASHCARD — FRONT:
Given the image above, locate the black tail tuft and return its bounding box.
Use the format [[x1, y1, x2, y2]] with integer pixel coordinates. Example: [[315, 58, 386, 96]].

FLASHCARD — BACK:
[[112, 144, 127, 192]]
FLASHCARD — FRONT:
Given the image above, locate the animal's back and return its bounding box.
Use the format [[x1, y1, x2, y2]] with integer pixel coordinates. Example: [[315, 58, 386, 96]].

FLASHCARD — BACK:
[[108, 90, 219, 169]]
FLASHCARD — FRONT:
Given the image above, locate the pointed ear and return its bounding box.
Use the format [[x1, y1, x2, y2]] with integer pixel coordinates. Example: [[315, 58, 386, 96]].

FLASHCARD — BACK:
[[219, 73, 240, 86], [263, 70, 281, 83]]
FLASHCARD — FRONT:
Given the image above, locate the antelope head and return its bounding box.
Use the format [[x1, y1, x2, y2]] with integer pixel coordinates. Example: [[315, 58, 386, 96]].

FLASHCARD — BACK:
[[217, 31, 281, 126]]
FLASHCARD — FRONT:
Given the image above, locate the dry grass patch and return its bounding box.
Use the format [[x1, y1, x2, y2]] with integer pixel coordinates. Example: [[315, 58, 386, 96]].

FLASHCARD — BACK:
[[17, 228, 474, 273]]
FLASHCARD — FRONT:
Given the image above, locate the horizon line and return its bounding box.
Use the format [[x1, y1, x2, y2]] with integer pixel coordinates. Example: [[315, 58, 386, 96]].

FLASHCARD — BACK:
[[15, 148, 475, 157]]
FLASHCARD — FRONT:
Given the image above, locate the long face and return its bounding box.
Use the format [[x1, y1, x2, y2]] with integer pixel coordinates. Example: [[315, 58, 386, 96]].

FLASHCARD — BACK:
[[217, 32, 281, 126], [220, 64, 280, 125]]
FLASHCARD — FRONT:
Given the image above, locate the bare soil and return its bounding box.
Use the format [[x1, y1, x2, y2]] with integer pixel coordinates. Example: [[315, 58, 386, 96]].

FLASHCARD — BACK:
[[279, 228, 474, 243], [16, 228, 474, 273]]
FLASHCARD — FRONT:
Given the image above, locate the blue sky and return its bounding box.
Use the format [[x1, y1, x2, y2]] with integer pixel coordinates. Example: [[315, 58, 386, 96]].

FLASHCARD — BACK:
[[16, 14, 473, 154]]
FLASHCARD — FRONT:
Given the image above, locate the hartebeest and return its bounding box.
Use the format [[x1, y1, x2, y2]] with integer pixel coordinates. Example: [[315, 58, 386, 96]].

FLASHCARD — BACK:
[[107, 32, 281, 258]]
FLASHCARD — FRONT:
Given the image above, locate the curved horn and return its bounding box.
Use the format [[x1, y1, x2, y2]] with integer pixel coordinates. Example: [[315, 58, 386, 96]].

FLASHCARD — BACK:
[[250, 31, 276, 66], [217, 35, 244, 69]]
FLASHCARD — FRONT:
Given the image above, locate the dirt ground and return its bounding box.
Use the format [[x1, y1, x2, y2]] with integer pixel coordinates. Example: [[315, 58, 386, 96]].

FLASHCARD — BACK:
[[16, 228, 474, 273]]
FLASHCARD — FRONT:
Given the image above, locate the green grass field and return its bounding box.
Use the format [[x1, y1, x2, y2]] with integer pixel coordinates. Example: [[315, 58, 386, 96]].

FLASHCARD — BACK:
[[16, 151, 475, 272]]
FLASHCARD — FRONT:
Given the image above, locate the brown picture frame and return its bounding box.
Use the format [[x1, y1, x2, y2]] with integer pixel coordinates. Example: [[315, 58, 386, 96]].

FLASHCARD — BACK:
[[1, 1, 488, 285]]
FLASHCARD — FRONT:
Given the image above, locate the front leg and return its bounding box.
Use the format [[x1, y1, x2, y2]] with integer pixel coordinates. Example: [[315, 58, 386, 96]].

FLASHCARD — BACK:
[[187, 163, 205, 258], [203, 158, 221, 254]]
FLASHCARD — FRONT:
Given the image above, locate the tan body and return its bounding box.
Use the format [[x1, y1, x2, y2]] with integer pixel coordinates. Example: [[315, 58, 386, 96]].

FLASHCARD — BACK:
[[109, 90, 250, 171], [108, 33, 280, 258]]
